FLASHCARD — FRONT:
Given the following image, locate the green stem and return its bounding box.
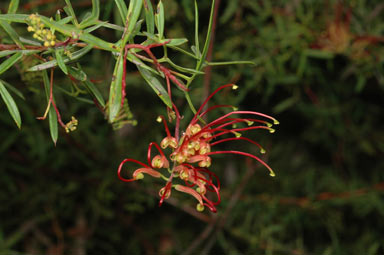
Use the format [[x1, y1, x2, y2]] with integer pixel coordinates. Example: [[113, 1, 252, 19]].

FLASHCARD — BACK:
[[184, 91, 197, 115], [184, 91, 206, 124], [207, 60, 255, 66]]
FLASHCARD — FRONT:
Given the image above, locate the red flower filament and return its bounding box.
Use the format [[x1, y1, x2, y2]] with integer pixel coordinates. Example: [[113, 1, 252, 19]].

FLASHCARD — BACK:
[[118, 84, 278, 212]]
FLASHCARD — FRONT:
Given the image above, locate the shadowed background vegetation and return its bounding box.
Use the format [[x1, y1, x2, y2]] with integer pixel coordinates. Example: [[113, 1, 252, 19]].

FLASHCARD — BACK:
[[1, 0, 384, 254]]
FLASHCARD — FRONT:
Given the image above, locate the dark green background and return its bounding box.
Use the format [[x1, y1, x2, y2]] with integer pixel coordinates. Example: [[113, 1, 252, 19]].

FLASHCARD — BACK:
[[1, 0, 384, 254]]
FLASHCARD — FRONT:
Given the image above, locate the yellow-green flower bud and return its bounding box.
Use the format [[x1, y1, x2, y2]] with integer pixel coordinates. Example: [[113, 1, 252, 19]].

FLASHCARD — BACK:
[[196, 204, 205, 212]]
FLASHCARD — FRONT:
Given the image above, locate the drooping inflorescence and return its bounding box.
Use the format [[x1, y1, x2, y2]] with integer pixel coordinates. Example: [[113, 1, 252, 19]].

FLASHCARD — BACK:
[[118, 84, 278, 212]]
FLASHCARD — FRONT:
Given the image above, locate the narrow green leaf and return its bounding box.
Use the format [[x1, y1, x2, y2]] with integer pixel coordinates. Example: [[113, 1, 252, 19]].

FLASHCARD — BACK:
[[94, 20, 124, 31], [39, 16, 115, 51], [84, 21, 106, 33], [194, 0, 200, 55], [166, 59, 203, 75], [0, 79, 25, 100], [125, 51, 154, 71], [75, 97, 94, 104], [207, 60, 255, 66], [55, 50, 68, 75], [0, 14, 28, 23], [0, 49, 40, 58], [138, 66, 172, 108], [166, 38, 188, 46], [64, 0, 79, 26], [0, 80, 21, 128], [196, 0, 215, 70], [191, 45, 201, 58], [114, 0, 128, 22], [67, 66, 87, 81], [0, 52, 22, 76], [79, 33, 115, 51], [123, 0, 143, 44], [155, 0, 164, 39], [42, 70, 58, 144], [0, 20, 24, 48], [20, 37, 41, 46], [7, 0, 20, 14], [168, 45, 198, 59], [129, 19, 143, 41], [113, 0, 143, 119], [58, 16, 74, 25], [108, 56, 124, 122], [80, 0, 100, 28], [28, 45, 92, 71], [48, 105, 58, 144], [143, 0, 155, 34], [83, 79, 105, 108]]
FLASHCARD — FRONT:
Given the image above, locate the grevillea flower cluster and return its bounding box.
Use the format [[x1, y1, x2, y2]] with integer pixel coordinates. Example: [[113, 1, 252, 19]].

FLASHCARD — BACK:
[[118, 84, 278, 212]]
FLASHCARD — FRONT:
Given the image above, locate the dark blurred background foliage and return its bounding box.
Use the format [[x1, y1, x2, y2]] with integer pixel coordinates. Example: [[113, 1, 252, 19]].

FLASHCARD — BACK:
[[1, 0, 384, 254]]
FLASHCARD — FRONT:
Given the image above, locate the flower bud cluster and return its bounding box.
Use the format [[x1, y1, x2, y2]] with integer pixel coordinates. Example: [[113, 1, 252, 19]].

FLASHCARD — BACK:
[[65, 116, 78, 133], [27, 14, 56, 47], [170, 124, 213, 167]]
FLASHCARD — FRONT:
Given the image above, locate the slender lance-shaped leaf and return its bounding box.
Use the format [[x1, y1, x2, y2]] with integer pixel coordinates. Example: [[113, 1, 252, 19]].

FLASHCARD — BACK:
[[84, 21, 107, 33], [194, 0, 200, 56], [165, 38, 188, 46], [196, 0, 215, 70], [0, 80, 21, 129], [0, 49, 40, 58], [28, 45, 92, 71], [94, 20, 124, 31], [68, 66, 87, 81], [42, 70, 58, 144], [143, 0, 154, 34], [0, 52, 22, 76], [64, 0, 79, 26], [114, 0, 128, 22], [0, 14, 28, 23], [83, 79, 105, 108], [55, 50, 68, 75], [123, 0, 143, 44], [58, 16, 74, 25], [108, 56, 124, 122], [108, 0, 143, 122], [0, 79, 25, 100], [75, 64, 105, 108], [0, 20, 24, 48], [155, 0, 164, 39], [80, 0, 100, 28], [7, 0, 19, 14], [38, 16, 116, 51], [138, 66, 172, 108]]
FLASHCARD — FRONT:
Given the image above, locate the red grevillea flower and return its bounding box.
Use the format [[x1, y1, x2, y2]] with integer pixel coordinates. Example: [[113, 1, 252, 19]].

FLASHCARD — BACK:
[[118, 84, 278, 212]]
